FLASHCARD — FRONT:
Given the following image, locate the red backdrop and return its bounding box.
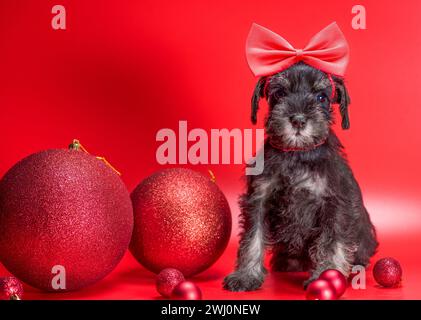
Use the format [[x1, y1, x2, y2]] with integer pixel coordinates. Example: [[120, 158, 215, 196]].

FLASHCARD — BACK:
[[1, 0, 421, 299]]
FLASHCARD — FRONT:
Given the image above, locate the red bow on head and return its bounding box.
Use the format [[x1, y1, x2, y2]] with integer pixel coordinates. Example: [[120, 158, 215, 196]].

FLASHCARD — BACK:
[[246, 22, 350, 77]]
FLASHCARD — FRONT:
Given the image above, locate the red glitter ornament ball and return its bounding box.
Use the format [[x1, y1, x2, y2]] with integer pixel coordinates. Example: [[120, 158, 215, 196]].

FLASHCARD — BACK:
[[0, 149, 133, 291], [0, 277, 24, 300], [171, 281, 202, 300], [373, 257, 402, 288], [130, 168, 231, 277], [319, 269, 348, 297], [306, 279, 337, 300], [156, 268, 185, 298]]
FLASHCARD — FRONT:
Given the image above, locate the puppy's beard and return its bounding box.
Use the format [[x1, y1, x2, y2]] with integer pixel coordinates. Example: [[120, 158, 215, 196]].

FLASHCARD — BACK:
[[270, 120, 327, 149], [284, 122, 314, 148]]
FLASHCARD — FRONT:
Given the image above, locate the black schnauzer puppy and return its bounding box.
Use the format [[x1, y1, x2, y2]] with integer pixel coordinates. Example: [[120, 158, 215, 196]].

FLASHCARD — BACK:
[[224, 62, 378, 291]]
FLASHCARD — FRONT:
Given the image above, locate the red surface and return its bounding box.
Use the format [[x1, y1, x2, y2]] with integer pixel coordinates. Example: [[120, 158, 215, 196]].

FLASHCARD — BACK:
[[1, 0, 421, 299], [1, 193, 421, 300]]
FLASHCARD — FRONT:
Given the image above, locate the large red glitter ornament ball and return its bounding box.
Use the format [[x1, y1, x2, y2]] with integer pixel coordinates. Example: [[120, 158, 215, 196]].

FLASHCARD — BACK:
[[171, 281, 202, 300], [319, 269, 348, 297], [0, 149, 133, 291], [156, 268, 185, 298], [373, 257, 402, 288], [306, 279, 337, 300], [130, 168, 231, 277]]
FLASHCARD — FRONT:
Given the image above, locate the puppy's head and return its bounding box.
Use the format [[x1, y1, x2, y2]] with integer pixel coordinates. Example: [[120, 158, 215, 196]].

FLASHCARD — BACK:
[[251, 62, 350, 149]]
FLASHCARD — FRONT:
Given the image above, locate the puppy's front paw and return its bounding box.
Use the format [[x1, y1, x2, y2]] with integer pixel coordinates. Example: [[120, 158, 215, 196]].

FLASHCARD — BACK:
[[223, 272, 263, 292]]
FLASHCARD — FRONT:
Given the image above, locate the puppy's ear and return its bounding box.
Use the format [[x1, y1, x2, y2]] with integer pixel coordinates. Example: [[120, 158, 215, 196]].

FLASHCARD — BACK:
[[251, 77, 267, 125], [333, 77, 351, 130]]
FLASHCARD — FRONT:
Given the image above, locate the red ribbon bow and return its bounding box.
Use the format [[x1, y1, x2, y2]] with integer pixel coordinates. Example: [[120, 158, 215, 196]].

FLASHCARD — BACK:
[[246, 22, 350, 77]]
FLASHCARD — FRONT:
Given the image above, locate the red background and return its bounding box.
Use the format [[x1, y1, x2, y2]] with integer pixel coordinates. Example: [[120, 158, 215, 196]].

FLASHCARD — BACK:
[[1, 0, 421, 299]]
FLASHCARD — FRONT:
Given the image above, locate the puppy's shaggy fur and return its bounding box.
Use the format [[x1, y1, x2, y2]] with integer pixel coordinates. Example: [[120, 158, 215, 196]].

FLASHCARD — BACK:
[[224, 62, 378, 292]]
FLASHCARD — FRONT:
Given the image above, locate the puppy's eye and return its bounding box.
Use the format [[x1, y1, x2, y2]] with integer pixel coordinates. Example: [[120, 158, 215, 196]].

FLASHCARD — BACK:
[[273, 90, 286, 100], [316, 93, 328, 104]]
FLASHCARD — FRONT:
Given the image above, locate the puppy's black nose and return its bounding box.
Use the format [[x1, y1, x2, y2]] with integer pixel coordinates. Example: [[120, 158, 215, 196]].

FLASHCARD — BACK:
[[290, 115, 306, 129]]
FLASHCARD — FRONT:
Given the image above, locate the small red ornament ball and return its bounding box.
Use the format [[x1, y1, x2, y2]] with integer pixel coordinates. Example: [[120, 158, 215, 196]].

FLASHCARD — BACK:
[[373, 257, 402, 288], [0, 149, 133, 291], [306, 279, 337, 300], [156, 268, 185, 298], [130, 168, 232, 277], [171, 281, 202, 300], [319, 269, 347, 297], [0, 277, 24, 300]]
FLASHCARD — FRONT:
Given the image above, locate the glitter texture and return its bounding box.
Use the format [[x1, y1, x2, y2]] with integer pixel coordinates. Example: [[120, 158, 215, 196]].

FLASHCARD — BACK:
[[0, 277, 24, 300], [156, 268, 185, 297], [373, 257, 403, 287], [0, 149, 133, 291], [130, 168, 232, 277]]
